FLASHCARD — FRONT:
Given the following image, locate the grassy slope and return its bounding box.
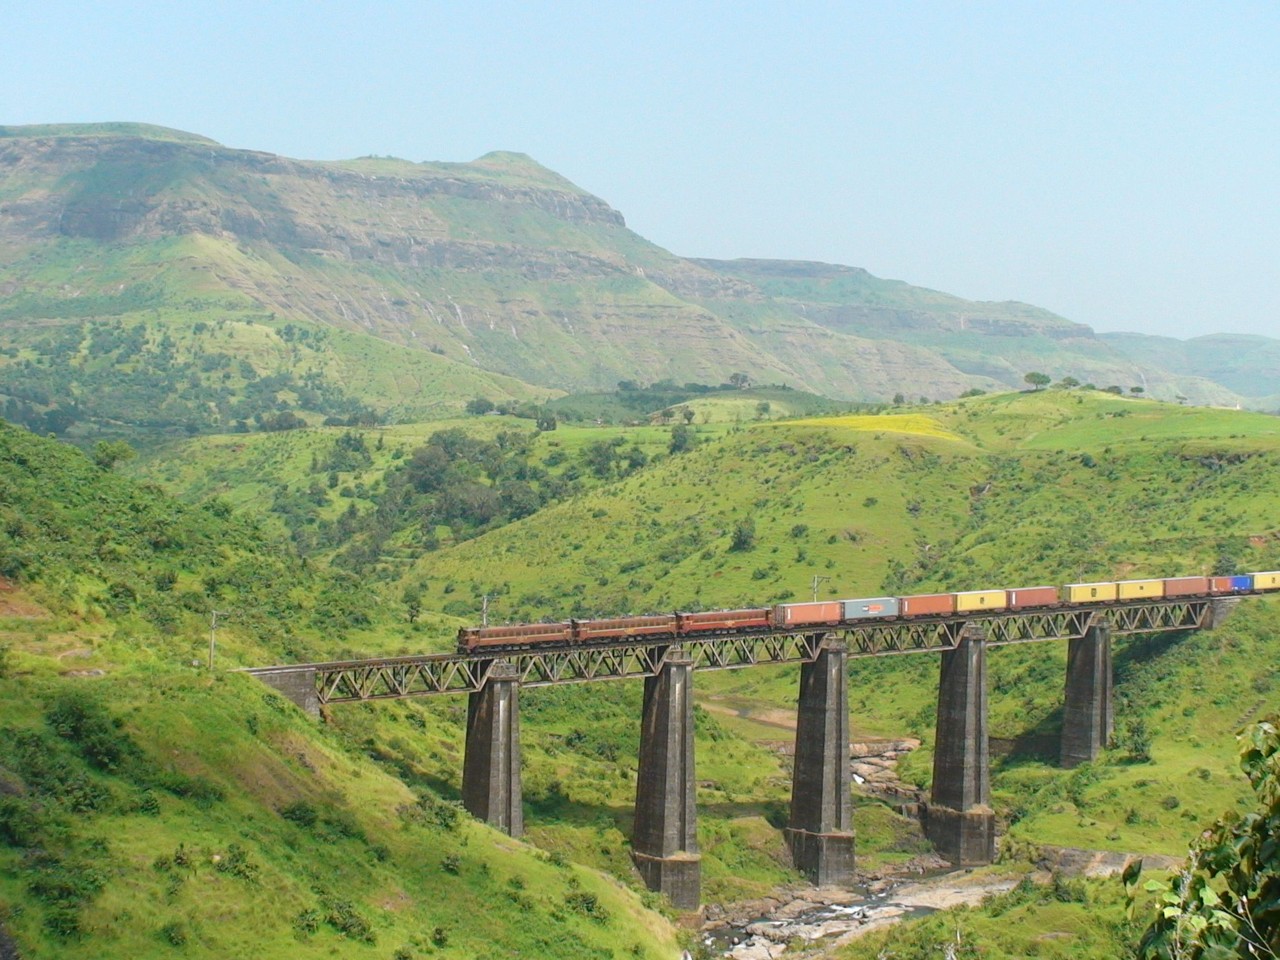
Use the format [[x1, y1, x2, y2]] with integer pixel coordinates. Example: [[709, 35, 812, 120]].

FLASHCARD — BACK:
[[0, 233, 556, 436], [0, 422, 678, 958], [11, 389, 1280, 955], [395, 390, 1280, 872]]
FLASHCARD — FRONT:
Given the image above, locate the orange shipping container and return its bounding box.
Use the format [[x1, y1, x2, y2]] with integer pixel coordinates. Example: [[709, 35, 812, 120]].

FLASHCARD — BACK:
[[1163, 576, 1209, 598], [772, 602, 843, 627], [1008, 586, 1059, 609], [900, 594, 956, 617]]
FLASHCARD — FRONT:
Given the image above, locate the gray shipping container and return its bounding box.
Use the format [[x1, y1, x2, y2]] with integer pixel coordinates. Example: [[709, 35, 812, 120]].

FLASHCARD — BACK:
[[840, 596, 901, 620]]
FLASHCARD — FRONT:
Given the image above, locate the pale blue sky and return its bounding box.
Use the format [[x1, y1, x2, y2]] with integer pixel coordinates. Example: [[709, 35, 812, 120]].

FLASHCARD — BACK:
[[4, 1, 1278, 339]]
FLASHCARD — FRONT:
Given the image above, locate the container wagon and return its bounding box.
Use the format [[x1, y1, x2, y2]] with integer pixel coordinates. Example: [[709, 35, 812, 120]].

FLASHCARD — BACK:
[[1065, 582, 1119, 603], [1008, 586, 1059, 609], [900, 594, 957, 617], [1210, 575, 1254, 593], [771, 602, 843, 627], [840, 597, 901, 620], [1254, 572, 1280, 591], [1116, 579, 1164, 600], [955, 589, 1007, 613], [1162, 576, 1210, 598]]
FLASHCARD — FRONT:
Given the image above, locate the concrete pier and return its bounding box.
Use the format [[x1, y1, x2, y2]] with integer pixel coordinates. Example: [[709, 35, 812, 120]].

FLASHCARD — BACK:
[[256, 666, 319, 717], [1204, 598, 1240, 630], [1061, 622, 1113, 768], [632, 653, 700, 910], [786, 643, 855, 886], [923, 625, 995, 865], [461, 661, 523, 837]]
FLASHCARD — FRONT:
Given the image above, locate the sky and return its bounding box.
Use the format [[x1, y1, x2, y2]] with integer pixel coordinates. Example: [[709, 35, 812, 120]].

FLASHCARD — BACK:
[[4, 1, 1278, 340]]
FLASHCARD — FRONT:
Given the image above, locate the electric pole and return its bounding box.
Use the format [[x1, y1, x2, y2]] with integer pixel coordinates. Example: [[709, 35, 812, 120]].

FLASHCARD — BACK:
[[209, 610, 230, 671], [811, 575, 831, 602]]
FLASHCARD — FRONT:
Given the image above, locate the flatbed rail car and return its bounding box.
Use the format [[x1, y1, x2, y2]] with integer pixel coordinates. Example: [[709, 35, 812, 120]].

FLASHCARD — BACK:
[[456, 571, 1280, 653]]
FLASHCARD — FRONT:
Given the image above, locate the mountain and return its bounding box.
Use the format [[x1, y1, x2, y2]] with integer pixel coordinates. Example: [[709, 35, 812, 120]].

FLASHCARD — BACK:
[[1, 123, 1266, 417], [1101, 331, 1280, 408], [691, 259, 1254, 407]]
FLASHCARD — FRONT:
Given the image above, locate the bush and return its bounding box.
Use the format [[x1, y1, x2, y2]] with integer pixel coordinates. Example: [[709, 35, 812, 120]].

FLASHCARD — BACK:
[[728, 519, 756, 552], [278, 800, 318, 828]]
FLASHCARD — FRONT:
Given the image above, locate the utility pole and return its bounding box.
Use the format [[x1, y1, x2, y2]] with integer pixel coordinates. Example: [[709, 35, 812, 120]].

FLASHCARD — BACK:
[[209, 610, 230, 672], [481, 595, 490, 627], [811, 575, 831, 602]]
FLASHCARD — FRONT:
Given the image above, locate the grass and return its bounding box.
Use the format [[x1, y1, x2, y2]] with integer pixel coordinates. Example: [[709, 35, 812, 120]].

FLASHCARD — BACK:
[[5, 388, 1280, 957], [0, 421, 677, 957]]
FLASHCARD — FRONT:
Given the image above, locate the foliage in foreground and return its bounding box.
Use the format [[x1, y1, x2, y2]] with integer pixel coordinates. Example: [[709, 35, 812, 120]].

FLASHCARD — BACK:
[[1134, 718, 1280, 959]]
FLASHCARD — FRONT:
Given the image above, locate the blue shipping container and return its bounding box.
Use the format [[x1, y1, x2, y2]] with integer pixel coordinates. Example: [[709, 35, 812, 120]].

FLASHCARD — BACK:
[[840, 597, 901, 620]]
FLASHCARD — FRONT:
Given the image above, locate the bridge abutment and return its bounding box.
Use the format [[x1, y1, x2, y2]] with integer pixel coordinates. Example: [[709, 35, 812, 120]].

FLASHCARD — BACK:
[[1061, 622, 1113, 768], [923, 626, 995, 865], [632, 653, 700, 910], [1204, 597, 1240, 630], [786, 642, 855, 886], [256, 667, 320, 717], [462, 661, 523, 837]]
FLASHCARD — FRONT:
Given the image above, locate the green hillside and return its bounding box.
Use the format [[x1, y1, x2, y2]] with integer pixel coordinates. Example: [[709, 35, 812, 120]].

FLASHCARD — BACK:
[[0, 421, 680, 958], [397, 389, 1280, 861], [4, 387, 1280, 956], [0, 286, 555, 440]]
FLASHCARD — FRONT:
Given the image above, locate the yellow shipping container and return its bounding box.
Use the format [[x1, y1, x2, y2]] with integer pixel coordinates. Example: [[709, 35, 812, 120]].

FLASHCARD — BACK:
[[1117, 579, 1164, 600], [955, 590, 1007, 612], [1065, 582, 1118, 603], [1254, 571, 1280, 591]]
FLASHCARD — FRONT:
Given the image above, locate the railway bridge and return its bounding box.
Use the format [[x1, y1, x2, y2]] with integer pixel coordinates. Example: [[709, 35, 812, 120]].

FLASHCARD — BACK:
[[247, 597, 1237, 910]]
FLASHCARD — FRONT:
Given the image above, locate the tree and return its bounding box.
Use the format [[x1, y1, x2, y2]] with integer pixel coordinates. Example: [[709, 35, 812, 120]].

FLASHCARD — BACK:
[[755, 400, 772, 419], [727, 372, 751, 389], [1131, 385, 1145, 395], [402, 586, 423, 624], [92, 440, 136, 471], [1134, 719, 1280, 958], [1024, 372, 1051, 391], [465, 397, 494, 415], [535, 410, 557, 432], [669, 423, 695, 454]]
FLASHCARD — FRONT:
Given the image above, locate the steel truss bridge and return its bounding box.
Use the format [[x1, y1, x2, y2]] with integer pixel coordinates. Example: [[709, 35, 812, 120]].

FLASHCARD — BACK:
[[245, 598, 1223, 708]]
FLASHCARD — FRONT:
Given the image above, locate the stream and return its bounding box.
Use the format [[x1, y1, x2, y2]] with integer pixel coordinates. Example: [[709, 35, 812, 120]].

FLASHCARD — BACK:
[[701, 869, 1022, 959]]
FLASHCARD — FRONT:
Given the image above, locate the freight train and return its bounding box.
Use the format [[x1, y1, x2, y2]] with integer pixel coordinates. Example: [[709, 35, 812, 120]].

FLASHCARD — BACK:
[[457, 572, 1280, 653]]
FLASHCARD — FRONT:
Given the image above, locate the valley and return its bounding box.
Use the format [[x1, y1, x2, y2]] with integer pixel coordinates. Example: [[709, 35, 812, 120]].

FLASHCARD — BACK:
[[0, 122, 1277, 960]]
